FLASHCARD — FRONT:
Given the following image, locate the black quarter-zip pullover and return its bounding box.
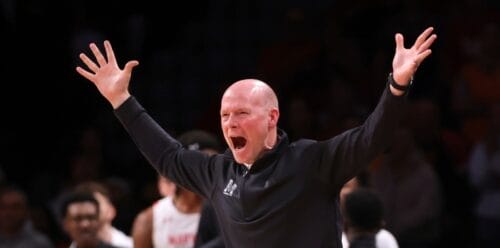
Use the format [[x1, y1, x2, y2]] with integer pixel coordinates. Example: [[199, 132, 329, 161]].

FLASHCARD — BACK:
[[115, 83, 406, 247]]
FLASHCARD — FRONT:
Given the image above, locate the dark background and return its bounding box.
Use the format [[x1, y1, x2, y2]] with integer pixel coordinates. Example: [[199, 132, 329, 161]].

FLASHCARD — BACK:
[[0, 0, 498, 246]]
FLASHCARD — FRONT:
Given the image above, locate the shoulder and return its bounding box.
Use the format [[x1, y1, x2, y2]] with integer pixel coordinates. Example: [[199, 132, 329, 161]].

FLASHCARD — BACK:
[[110, 227, 133, 248], [288, 138, 326, 157], [291, 138, 317, 147], [376, 229, 399, 248], [132, 206, 153, 231], [131, 206, 154, 247], [288, 139, 320, 154]]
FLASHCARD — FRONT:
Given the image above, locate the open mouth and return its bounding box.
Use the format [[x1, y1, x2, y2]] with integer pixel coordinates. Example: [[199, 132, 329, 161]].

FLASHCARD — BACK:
[[231, 136, 247, 150]]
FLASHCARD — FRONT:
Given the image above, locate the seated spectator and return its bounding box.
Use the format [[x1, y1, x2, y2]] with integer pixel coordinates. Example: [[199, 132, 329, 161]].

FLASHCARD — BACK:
[[342, 188, 384, 248], [131, 175, 174, 248], [61, 191, 117, 248], [132, 130, 221, 248], [0, 185, 53, 248], [340, 174, 398, 248], [467, 102, 500, 247], [74, 181, 133, 247]]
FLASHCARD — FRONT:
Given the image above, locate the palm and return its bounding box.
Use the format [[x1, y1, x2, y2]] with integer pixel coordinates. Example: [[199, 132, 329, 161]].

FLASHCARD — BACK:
[[391, 27, 436, 84], [76, 41, 139, 108], [92, 62, 130, 98], [392, 48, 419, 75]]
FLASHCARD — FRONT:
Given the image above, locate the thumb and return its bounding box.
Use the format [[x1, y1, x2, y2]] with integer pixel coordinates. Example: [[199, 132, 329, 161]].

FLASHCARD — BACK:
[[124, 60, 139, 73], [395, 33, 404, 51]]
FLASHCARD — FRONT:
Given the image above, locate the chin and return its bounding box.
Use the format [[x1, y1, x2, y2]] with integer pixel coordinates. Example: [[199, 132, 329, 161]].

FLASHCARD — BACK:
[[231, 150, 244, 163], [234, 157, 246, 164], [234, 155, 251, 165]]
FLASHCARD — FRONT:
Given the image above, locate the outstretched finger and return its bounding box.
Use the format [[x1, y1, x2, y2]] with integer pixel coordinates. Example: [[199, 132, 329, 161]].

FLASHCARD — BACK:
[[90, 43, 107, 67], [418, 34, 437, 53], [79, 53, 99, 73], [124, 60, 139, 74], [104, 40, 117, 67], [413, 27, 434, 50], [76, 66, 96, 83], [415, 49, 432, 65], [395, 33, 404, 51]]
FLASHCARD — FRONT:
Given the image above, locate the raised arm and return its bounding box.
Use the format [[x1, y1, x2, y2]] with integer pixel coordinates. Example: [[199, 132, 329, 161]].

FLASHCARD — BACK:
[[76, 40, 139, 108], [75, 41, 216, 198], [318, 27, 437, 189], [390, 27, 437, 96]]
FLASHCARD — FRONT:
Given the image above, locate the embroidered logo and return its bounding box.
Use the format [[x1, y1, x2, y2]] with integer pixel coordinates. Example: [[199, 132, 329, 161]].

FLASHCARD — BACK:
[[223, 179, 238, 197]]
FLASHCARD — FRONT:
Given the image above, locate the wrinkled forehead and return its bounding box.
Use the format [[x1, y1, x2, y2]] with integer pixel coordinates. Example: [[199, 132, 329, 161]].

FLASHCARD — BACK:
[[221, 87, 265, 109], [220, 79, 279, 113]]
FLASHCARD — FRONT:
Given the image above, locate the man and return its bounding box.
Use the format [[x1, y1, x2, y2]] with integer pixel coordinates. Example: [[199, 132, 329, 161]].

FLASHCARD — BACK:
[[131, 130, 221, 248], [61, 192, 117, 248], [0, 186, 53, 248], [342, 188, 385, 248], [340, 174, 398, 248], [76, 27, 436, 247], [74, 182, 133, 248]]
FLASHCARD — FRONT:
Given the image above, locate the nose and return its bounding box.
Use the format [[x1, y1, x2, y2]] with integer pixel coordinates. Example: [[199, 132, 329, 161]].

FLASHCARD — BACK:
[[77, 220, 90, 230], [226, 114, 238, 128]]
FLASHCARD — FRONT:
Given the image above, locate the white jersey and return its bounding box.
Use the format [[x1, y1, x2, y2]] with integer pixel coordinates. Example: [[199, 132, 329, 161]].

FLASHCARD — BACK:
[[110, 226, 133, 248], [342, 229, 399, 248], [153, 197, 201, 248]]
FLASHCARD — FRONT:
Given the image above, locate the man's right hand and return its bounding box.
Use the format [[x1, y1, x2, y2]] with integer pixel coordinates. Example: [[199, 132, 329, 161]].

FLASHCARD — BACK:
[[76, 40, 139, 109]]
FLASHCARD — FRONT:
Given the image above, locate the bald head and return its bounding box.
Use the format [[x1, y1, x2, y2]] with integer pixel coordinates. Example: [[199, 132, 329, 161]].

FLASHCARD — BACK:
[[220, 79, 280, 165], [223, 79, 279, 110]]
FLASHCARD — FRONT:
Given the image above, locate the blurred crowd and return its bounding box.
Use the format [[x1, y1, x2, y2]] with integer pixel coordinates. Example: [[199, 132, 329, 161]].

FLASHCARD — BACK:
[[0, 0, 498, 247]]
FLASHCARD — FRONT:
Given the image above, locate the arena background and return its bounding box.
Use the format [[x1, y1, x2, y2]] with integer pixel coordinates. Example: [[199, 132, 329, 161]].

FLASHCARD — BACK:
[[0, 0, 498, 246]]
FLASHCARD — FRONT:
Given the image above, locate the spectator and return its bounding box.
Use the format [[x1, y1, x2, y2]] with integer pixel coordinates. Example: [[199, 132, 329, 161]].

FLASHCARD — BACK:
[[61, 191, 117, 248], [343, 188, 385, 248], [0, 186, 53, 248], [340, 173, 398, 248], [132, 130, 221, 248], [467, 102, 500, 247], [74, 181, 133, 248]]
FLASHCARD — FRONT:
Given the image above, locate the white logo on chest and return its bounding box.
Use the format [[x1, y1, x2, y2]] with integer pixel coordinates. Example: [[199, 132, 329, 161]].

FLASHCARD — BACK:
[[223, 179, 238, 197]]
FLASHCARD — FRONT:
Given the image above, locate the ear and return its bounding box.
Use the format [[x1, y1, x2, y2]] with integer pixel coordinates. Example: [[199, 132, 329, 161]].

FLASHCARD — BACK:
[[268, 108, 280, 128]]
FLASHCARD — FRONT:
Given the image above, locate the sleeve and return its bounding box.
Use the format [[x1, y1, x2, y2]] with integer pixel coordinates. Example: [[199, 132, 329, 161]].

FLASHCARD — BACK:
[[114, 96, 216, 198], [315, 83, 407, 190]]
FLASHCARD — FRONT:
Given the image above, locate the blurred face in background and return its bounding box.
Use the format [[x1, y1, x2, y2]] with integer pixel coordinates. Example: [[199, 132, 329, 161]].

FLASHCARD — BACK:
[[158, 176, 176, 198], [64, 201, 100, 246], [0, 190, 28, 234]]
